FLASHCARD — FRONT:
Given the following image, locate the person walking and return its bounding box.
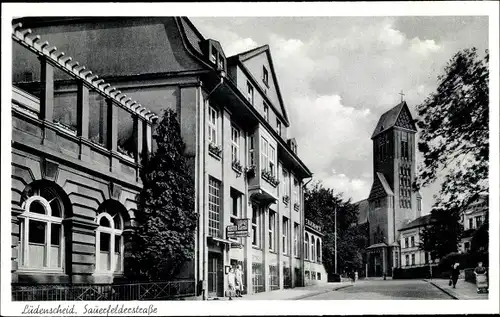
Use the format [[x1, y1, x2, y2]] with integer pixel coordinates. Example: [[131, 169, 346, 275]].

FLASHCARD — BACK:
[[474, 261, 488, 293], [235, 265, 244, 297], [227, 267, 236, 300], [450, 262, 460, 288]]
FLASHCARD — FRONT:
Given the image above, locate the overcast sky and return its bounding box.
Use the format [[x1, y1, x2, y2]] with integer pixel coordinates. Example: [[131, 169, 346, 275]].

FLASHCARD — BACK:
[[190, 16, 488, 213]]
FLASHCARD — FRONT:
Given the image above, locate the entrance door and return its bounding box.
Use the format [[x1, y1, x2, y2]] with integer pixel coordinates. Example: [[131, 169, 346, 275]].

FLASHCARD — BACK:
[[208, 253, 223, 297]]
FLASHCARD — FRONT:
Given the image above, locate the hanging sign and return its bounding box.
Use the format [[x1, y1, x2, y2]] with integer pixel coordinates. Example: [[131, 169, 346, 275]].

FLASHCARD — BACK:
[[227, 218, 250, 238]]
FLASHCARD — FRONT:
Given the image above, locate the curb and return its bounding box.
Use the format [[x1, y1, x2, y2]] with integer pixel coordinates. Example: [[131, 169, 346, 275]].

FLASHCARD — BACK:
[[423, 279, 458, 300], [293, 284, 354, 300]]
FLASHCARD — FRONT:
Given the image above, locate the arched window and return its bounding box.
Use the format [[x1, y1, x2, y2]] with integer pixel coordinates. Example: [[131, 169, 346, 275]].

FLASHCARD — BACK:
[[317, 239, 321, 262], [96, 210, 124, 273], [304, 233, 309, 260], [19, 186, 65, 270], [311, 236, 315, 263]]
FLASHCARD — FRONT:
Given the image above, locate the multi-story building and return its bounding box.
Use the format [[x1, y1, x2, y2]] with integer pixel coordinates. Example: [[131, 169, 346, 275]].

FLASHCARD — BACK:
[[459, 193, 488, 253], [10, 17, 312, 299], [398, 215, 433, 269], [303, 219, 327, 285]]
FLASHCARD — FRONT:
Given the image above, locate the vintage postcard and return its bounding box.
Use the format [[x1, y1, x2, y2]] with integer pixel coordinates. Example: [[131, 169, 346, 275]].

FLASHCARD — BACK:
[[1, 1, 499, 316]]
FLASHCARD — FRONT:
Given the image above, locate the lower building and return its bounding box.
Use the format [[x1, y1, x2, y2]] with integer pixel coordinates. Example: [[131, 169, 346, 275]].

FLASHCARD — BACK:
[[397, 214, 433, 269], [303, 219, 327, 285]]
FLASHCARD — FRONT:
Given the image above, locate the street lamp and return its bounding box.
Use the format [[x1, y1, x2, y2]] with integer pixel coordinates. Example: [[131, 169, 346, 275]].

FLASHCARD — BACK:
[[334, 206, 337, 274]]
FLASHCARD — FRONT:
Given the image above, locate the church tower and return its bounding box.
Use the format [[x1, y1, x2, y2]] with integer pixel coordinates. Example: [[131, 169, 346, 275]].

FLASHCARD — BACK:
[[365, 100, 422, 277]]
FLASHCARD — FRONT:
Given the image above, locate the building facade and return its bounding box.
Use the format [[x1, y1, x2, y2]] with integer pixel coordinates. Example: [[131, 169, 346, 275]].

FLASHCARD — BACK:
[[10, 17, 312, 298], [356, 101, 423, 277], [398, 215, 433, 269], [303, 219, 327, 285], [459, 193, 488, 253]]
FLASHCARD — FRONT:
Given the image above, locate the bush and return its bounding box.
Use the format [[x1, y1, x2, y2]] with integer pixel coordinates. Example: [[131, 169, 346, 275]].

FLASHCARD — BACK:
[[439, 251, 488, 271]]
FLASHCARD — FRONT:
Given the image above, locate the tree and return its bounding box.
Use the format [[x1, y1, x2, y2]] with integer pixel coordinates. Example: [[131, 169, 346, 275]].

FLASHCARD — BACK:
[[416, 47, 489, 210], [419, 206, 463, 260], [416, 48, 489, 261], [126, 108, 197, 281], [304, 182, 367, 275]]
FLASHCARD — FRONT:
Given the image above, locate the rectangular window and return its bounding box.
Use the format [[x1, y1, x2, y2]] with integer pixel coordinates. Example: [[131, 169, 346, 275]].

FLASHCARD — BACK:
[[425, 252, 429, 264], [208, 106, 218, 145], [208, 177, 221, 238], [276, 119, 282, 136], [282, 217, 289, 255], [249, 135, 255, 166], [231, 125, 240, 163], [411, 236, 415, 247], [401, 132, 409, 159], [293, 178, 299, 207], [263, 103, 269, 121], [405, 254, 409, 266], [464, 242, 470, 252], [217, 54, 224, 70], [404, 237, 408, 248], [263, 66, 269, 86], [475, 216, 482, 228], [469, 218, 474, 229], [269, 145, 276, 176], [210, 50, 217, 64], [293, 223, 299, 257], [269, 211, 276, 251], [411, 254, 415, 265], [252, 207, 260, 247], [282, 169, 288, 199], [230, 189, 241, 221], [247, 81, 254, 105], [261, 137, 269, 172]]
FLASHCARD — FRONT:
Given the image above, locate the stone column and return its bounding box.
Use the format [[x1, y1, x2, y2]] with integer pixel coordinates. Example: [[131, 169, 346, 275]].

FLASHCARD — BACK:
[[107, 99, 118, 173], [39, 57, 57, 148], [77, 82, 90, 162], [135, 117, 143, 182]]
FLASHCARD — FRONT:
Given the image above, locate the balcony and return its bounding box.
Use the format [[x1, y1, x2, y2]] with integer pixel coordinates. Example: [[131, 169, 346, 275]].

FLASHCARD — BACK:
[[11, 24, 157, 183]]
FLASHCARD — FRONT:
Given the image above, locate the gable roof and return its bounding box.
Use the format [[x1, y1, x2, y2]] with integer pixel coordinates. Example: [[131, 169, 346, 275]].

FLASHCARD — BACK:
[[228, 44, 290, 126], [371, 101, 417, 139], [399, 214, 433, 231], [368, 172, 394, 200]]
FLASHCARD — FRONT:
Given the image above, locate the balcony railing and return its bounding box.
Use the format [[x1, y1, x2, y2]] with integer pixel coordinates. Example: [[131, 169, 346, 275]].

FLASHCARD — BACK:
[[12, 280, 196, 301]]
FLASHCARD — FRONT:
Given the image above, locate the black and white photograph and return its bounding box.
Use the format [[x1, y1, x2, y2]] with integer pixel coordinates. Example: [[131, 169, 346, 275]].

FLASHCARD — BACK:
[[1, 2, 499, 316]]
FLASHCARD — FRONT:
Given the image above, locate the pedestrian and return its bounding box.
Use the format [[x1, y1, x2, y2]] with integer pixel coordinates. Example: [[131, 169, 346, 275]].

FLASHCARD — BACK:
[[450, 262, 460, 288], [227, 267, 236, 300], [235, 265, 244, 297], [474, 261, 488, 293]]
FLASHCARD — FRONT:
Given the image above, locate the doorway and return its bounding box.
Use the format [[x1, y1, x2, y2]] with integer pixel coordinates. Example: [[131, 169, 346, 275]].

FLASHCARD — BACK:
[[208, 253, 223, 297]]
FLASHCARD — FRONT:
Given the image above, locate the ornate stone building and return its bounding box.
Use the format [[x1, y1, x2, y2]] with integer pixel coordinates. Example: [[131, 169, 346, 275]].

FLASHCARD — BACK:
[[10, 17, 312, 299]]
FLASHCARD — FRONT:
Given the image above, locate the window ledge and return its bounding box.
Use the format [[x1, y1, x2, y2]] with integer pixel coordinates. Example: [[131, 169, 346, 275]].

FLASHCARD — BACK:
[[252, 245, 262, 250], [17, 268, 64, 274]]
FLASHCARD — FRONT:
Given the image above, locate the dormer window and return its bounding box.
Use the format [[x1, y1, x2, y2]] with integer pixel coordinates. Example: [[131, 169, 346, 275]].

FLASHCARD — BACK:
[[217, 54, 224, 70], [210, 50, 217, 64], [263, 66, 269, 87]]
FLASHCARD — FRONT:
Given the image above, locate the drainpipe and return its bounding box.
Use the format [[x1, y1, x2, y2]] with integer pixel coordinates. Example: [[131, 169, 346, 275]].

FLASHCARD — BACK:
[[301, 175, 313, 287], [201, 70, 226, 300]]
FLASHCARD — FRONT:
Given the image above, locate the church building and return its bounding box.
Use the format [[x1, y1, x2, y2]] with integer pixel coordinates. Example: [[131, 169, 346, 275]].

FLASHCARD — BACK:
[[356, 100, 423, 277]]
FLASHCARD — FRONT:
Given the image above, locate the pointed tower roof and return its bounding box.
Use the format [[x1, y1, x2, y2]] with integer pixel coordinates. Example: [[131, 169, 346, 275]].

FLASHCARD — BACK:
[[371, 101, 417, 139]]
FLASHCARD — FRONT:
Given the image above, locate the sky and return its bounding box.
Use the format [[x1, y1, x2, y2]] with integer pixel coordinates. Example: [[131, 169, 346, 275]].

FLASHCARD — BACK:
[[190, 16, 489, 214]]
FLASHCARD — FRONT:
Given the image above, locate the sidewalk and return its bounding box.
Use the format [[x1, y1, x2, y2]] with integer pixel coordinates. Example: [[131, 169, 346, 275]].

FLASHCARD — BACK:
[[424, 278, 488, 300], [210, 282, 352, 300]]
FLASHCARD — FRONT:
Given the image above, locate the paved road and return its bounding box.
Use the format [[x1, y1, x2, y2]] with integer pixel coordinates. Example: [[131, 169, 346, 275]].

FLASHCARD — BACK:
[[303, 279, 452, 300]]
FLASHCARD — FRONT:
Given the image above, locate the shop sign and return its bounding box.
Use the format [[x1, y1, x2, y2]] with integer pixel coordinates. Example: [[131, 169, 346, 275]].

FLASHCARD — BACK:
[[227, 218, 250, 238]]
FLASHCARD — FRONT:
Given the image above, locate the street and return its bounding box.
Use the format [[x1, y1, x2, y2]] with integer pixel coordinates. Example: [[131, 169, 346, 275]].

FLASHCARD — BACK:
[[303, 279, 452, 300]]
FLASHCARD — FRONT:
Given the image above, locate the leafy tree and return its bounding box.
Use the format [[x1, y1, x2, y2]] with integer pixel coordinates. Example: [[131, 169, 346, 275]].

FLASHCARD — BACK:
[[416, 48, 489, 258], [416, 47, 489, 210], [419, 207, 463, 260], [304, 181, 367, 275], [126, 108, 197, 281]]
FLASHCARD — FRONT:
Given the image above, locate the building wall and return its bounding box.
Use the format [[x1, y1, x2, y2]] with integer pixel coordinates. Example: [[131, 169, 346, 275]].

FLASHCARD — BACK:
[[399, 227, 430, 268]]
